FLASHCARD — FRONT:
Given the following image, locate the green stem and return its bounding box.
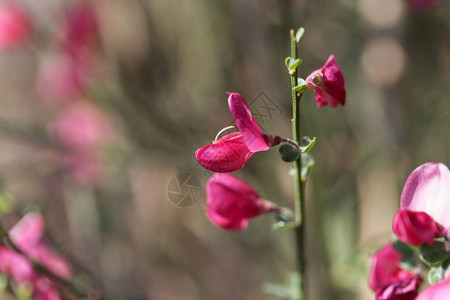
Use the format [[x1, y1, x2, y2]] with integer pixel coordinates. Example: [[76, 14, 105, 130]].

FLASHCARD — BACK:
[[0, 226, 92, 299], [289, 29, 306, 300]]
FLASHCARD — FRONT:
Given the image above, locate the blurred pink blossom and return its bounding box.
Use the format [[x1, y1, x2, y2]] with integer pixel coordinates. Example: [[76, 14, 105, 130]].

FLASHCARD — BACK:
[[0, 213, 72, 299], [51, 102, 111, 151], [60, 2, 98, 59], [61, 152, 105, 185], [36, 54, 85, 104], [406, 0, 440, 12], [206, 173, 277, 231], [306, 55, 346, 108], [0, 2, 32, 50]]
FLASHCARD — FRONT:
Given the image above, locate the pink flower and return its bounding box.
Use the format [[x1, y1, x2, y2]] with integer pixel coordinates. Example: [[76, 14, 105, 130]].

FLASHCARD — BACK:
[[61, 152, 105, 185], [375, 275, 422, 300], [206, 173, 277, 231], [306, 55, 346, 108], [405, 0, 440, 12], [36, 54, 85, 104], [368, 242, 415, 291], [416, 277, 450, 300], [195, 132, 253, 173], [195, 93, 274, 172], [401, 162, 450, 229], [60, 2, 98, 59], [0, 2, 32, 50], [227, 92, 271, 152], [51, 102, 110, 151], [392, 209, 445, 246], [10, 213, 72, 279], [0, 213, 72, 300]]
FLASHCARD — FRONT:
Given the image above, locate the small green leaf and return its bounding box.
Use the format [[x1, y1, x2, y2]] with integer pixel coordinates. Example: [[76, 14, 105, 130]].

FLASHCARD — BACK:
[[285, 57, 302, 71], [279, 144, 300, 162], [301, 137, 316, 153], [420, 241, 450, 266], [393, 238, 417, 257], [429, 265, 446, 284], [295, 27, 305, 43], [301, 153, 315, 180]]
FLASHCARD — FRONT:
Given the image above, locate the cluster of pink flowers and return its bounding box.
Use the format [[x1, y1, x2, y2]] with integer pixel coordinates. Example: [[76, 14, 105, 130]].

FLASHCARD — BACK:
[[369, 162, 450, 299], [0, 213, 72, 299], [195, 56, 345, 231], [0, 1, 110, 185]]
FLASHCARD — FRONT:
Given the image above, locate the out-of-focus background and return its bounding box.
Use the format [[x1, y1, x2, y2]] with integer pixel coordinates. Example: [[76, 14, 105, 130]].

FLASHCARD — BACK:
[[0, 0, 449, 299]]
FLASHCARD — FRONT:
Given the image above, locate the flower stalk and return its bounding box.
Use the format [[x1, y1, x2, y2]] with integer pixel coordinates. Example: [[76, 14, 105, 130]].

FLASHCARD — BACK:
[[289, 29, 306, 299]]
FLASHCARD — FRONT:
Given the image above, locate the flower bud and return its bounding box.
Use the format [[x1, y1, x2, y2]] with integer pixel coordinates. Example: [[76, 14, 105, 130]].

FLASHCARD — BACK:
[[206, 173, 277, 231], [305, 55, 345, 108], [368, 242, 414, 291], [392, 209, 444, 246]]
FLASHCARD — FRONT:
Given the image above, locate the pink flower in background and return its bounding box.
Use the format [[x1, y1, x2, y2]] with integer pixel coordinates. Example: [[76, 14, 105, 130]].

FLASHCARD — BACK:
[[392, 209, 445, 246], [306, 55, 346, 108], [0, 2, 32, 50], [61, 152, 104, 185], [0, 213, 72, 299], [206, 173, 277, 231], [375, 275, 422, 300], [416, 277, 450, 300], [10, 213, 72, 279], [195, 132, 253, 172], [61, 2, 98, 59], [227, 92, 271, 152], [406, 0, 440, 12], [36, 54, 85, 104], [368, 242, 416, 291], [401, 162, 450, 229], [51, 102, 110, 151]]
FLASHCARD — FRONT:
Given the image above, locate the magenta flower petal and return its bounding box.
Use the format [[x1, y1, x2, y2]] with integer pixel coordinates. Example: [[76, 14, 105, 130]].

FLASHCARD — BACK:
[[368, 242, 413, 291], [31, 246, 72, 279], [375, 275, 422, 300], [416, 277, 450, 300], [195, 133, 254, 173], [306, 55, 345, 108], [206, 173, 277, 231], [10, 212, 44, 253], [392, 209, 443, 246], [227, 93, 270, 152], [401, 163, 450, 228]]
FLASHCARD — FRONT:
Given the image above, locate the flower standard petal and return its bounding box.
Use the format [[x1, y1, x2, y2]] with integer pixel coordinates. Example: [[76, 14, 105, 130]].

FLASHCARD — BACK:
[[401, 163, 450, 228], [227, 92, 270, 152]]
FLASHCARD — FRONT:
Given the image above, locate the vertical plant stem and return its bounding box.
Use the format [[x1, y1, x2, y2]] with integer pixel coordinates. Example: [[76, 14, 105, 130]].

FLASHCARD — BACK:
[[289, 29, 306, 300]]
